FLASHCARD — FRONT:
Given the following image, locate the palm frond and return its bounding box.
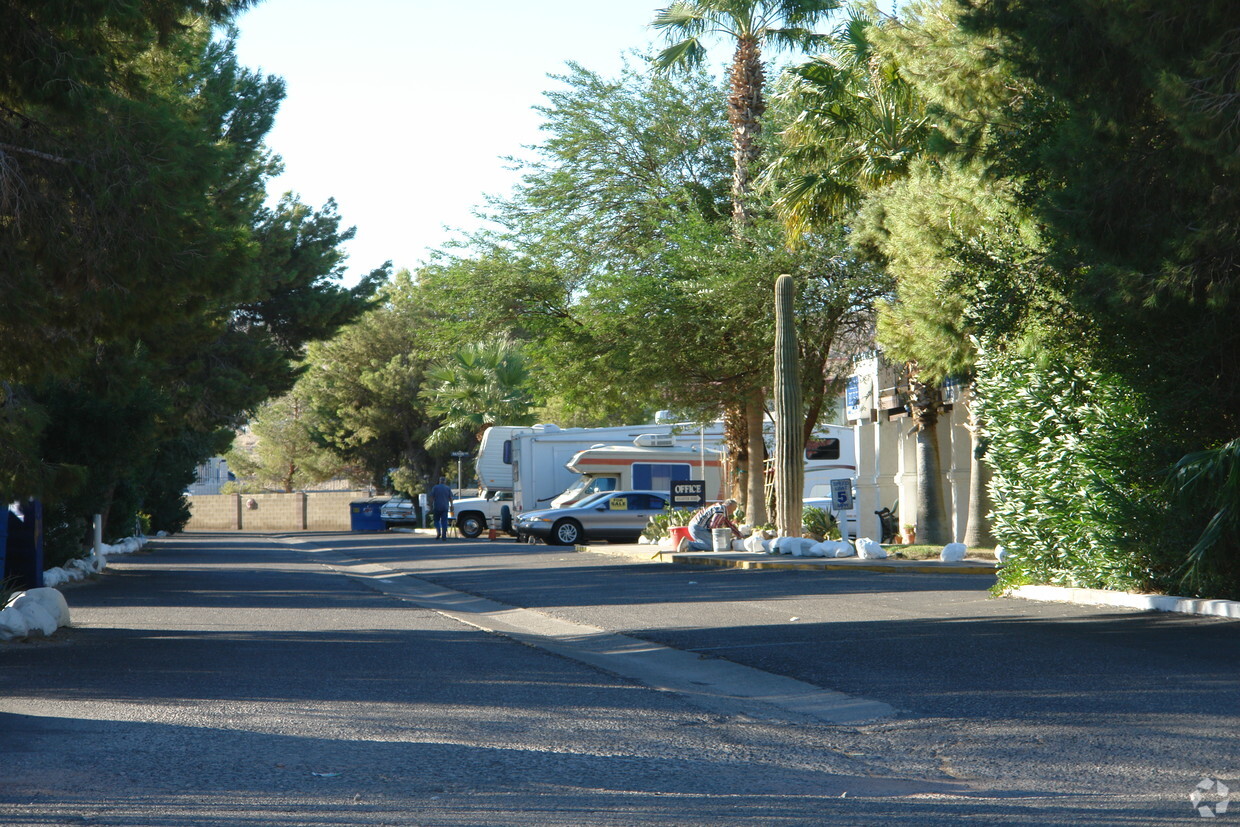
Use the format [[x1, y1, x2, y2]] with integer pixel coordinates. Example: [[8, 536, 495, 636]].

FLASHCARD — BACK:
[[653, 38, 709, 71]]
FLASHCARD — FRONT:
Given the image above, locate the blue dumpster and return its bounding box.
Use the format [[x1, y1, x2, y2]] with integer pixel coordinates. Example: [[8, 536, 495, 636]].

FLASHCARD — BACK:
[[349, 499, 387, 531], [5, 500, 45, 590]]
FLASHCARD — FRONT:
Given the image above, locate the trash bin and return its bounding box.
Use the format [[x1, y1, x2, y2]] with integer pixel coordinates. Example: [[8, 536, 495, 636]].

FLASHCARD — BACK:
[[5, 500, 45, 590], [349, 499, 387, 531]]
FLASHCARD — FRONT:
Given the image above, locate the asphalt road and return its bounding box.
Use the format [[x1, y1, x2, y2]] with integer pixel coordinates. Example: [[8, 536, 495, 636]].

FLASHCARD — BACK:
[[2, 531, 1237, 825]]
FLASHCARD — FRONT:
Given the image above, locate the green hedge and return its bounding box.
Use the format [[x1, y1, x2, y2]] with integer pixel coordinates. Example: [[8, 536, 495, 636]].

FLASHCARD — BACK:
[[976, 349, 1161, 593]]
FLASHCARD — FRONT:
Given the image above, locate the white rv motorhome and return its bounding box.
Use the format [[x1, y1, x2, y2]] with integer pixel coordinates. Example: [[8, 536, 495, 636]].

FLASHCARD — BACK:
[[781, 424, 859, 537], [556, 435, 727, 508], [510, 422, 725, 514]]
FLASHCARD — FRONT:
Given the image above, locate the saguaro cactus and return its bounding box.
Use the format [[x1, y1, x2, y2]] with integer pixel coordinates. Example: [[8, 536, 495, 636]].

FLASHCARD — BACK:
[[774, 274, 803, 538]]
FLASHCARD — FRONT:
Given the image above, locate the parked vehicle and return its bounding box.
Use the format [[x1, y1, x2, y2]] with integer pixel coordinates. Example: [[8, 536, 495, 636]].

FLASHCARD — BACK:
[[379, 496, 418, 526], [451, 489, 514, 538], [510, 421, 725, 514], [515, 489, 671, 545], [473, 425, 535, 492], [556, 436, 726, 508]]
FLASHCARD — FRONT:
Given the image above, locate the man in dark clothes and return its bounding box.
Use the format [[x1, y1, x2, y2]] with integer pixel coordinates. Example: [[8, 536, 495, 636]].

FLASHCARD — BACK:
[[429, 477, 454, 540]]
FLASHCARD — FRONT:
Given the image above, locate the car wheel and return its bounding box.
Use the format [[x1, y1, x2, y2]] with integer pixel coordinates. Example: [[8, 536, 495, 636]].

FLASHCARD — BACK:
[[551, 519, 582, 546], [458, 513, 485, 539]]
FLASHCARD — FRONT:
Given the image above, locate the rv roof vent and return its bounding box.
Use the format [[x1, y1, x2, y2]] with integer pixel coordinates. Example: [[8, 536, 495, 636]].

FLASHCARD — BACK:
[[634, 434, 675, 448]]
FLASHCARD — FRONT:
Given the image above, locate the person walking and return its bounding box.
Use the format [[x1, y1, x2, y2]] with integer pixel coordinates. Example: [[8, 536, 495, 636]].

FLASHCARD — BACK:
[[429, 477, 454, 540]]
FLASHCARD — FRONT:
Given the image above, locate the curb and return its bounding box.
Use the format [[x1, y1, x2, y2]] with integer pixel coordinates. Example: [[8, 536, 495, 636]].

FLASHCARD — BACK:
[[1009, 584, 1240, 621], [574, 543, 998, 575], [668, 553, 997, 575]]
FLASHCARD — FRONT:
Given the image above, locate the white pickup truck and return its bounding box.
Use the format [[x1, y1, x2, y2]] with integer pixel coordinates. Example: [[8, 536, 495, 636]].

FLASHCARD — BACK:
[[452, 489, 515, 538]]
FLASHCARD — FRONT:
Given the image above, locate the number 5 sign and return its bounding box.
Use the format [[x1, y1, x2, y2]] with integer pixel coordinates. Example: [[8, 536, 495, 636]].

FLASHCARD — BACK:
[[830, 479, 854, 511]]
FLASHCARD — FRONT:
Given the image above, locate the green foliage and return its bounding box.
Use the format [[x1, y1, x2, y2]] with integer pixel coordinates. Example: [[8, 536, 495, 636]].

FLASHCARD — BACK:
[[0, 10, 377, 545], [642, 508, 698, 541], [1167, 440, 1240, 598], [300, 273, 445, 491], [226, 388, 349, 492], [421, 340, 536, 451], [975, 347, 1161, 594], [801, 506, 839, 540], [767, 6, 930, 238]]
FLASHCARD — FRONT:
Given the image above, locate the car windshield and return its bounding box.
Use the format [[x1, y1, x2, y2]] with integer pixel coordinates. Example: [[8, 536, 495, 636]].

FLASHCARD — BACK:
[[572, 490, 619, 508]]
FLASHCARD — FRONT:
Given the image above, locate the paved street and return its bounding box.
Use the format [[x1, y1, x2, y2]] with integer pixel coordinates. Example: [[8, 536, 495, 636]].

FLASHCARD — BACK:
[[2, 531, 1237, 825]]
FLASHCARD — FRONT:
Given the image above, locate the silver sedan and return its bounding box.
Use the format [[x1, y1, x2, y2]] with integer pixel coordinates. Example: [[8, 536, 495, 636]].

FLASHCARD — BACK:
[[515, 490, 670, 545]]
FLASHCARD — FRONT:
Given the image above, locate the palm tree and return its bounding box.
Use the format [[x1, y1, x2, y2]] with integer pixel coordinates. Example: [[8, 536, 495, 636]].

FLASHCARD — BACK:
[[764, 7, 929, 239], [653, 0, 836, 524], [421, 340, 536, 451], [653, 0, 837, 225]]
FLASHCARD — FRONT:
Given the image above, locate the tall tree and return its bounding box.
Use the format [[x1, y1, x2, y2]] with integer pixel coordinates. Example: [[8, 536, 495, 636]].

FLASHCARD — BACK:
[[653, 0, 837, 224], [226, 389, 350, 493], [2, 15, 379, 548], [653, 0, 837, 521]]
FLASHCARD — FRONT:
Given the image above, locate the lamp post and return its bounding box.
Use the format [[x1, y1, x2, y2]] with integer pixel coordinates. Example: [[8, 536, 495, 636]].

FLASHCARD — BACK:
[[450, 451, 470, 497]]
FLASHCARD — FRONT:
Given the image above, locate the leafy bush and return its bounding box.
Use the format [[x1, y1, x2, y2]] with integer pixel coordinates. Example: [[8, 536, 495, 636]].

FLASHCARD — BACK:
[[976, 348, 1161, 594], [642, 508, 697, 541], [1166, 439, 1240, 597], [802, 506, 839, 540]]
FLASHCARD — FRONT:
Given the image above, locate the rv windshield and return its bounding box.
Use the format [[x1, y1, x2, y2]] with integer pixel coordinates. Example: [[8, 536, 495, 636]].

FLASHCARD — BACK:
[[559, 476, 617, 502]]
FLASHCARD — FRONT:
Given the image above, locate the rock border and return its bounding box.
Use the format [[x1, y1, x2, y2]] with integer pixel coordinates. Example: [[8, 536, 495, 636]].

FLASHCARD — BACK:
[[1010, 584, 1240, 621]]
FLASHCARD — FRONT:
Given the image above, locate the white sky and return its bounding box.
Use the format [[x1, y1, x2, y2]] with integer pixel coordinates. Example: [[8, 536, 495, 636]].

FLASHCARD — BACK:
[[232, 0, 698, 286]]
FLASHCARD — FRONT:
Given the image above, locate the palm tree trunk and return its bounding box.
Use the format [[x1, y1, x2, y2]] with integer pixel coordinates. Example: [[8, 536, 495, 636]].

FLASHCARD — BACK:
[[728, 35, 765, 225], [908, 378, 951, 544], [745, 386, 767, 525], [961, 384, 996, 547]]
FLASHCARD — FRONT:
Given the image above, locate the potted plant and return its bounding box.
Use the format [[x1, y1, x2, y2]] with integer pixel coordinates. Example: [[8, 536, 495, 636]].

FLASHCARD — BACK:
[[902, 524, 916, 544]]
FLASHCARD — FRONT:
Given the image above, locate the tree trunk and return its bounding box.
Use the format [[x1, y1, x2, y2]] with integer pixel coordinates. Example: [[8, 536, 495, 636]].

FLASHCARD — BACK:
[[961, 384, 996, 548], [745, 387, 767, 525], [728, 35, 765, 226], [908, 378, 951, 545], [724, 401, 747, 509], [773, 275, 803, 538]]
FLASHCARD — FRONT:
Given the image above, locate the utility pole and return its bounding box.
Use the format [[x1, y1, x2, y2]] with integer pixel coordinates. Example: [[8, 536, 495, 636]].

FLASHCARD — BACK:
[[451, 451, 470, 498]]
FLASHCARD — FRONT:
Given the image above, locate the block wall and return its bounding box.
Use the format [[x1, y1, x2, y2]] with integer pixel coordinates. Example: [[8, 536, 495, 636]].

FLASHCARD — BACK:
[[186, 491, 365, 531]]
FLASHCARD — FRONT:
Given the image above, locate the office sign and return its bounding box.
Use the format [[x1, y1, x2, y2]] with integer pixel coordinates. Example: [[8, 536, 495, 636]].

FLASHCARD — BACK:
[[670, 480, 706, 510]]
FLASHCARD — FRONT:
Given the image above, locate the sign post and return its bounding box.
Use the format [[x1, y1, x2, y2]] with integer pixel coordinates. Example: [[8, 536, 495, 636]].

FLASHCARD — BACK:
[[830, 478, 854, 539]]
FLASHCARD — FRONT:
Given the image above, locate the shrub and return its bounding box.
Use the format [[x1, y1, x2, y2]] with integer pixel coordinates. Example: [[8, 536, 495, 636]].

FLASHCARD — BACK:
[[642, 508, 697, 541], [976, 348, 1161, 594], [802, 506, 839, 540]]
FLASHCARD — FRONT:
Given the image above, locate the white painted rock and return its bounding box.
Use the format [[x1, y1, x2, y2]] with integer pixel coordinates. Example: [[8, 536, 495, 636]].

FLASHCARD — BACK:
[[19, 587, 70, 626], [0, 606, 29, 640], [825, 540, 856, 558], [776, 537, 814, 556], [743, 534, 766, 553], [940, 542, 967, 562], [7, 593, 58, 636], [995, 545, 1009, 563], [855, 537, 887, 559], [806, 541, 831, 558]]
